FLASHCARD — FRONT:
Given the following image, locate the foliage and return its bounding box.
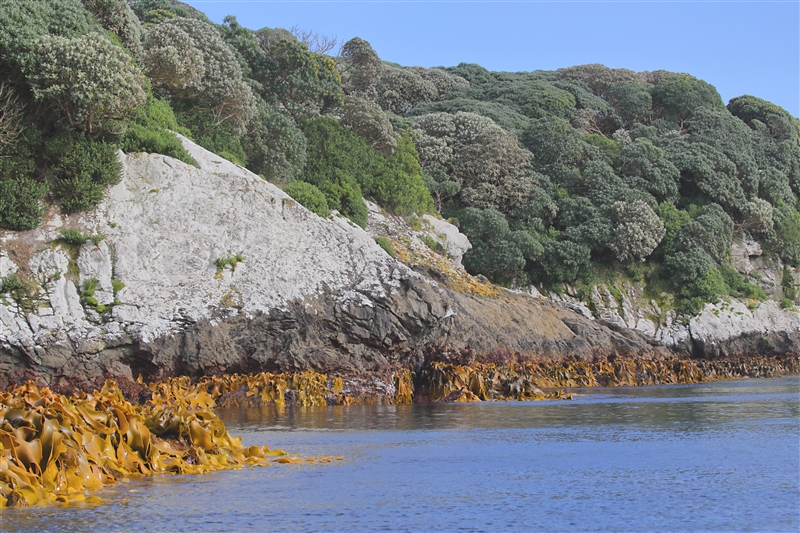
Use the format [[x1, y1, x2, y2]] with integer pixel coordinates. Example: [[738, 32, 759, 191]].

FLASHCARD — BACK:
[[609, 200, 665, 262], [341, 95, 397, 155], [45, 130, 122, 213], [0, 130, 47, 230], [121, 96, 195, 165], [365, 134, 433, 214], [23, 33, 147, 135], [651, 74, 724, 122], [457, 207, 542, 284], [145, 17, 257, 134], [214, 253, 244, 274], [0, 273, 22, 294], [244, 104, 307, 181], [377, 66, 438, 115], [254, 38, 343, 117], [55, 228, 104, 246], [80, 0, 143, 56], [284, 181, 330, 218], [339, 37, 382, 98], [375, 236, 394, 256]]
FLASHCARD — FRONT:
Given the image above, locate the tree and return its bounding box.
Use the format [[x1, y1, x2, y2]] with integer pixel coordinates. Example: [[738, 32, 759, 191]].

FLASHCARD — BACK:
[[339, 37, 382, 98], [614, 138, 679, 202], [340, 95, 397, 155], [24, 33, 147, 135], [244, 103, 307, 182], [0, 82, 24, 148], [289, 25, 337, 54], [458, 207, 542, 283], [651, 74, 724, 124], [408, 67, 469, 98], [728, 94, 799, 142], [81, 0, 143, 56], [142, 20, 204, 90], [255, 38, 343, 117], [605, 81, 652, 126], [414, 112, 533, 212], [609, 200, 665, 262], [557, 64, 644, 96], [143, 17, 257, 134], [377, 67, 438, 114], [521, 117, 582, 167]]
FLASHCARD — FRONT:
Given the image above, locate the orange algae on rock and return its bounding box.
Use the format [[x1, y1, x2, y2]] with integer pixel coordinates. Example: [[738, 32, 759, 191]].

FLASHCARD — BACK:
[[387, 237, 501, 298], [0, 380, 331, 508]]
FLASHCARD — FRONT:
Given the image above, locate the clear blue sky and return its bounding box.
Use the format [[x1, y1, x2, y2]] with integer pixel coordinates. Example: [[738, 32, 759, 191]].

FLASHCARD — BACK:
[[186, 1, 800, 117]]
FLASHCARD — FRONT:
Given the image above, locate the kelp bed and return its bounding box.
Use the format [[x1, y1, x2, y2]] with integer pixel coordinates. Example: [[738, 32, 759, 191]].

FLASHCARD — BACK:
[[419, 356, 800, 402], [2, 356, 796, 508], [0, 379, 340, 508]]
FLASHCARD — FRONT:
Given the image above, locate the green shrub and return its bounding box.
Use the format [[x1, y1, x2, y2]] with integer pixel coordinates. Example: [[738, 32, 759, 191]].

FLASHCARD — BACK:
[[0, 130, 47, 230], [283, 182, 330, 218], [121, 122, 195, 165], [421, 234, 438, 251], [56, 228, 104, 246], [45, 131, 122, 213], [582, 134, 621, 160], [81, 278, 98, 298], [780, 298, 794, 310], [0, 273, 22, 294], [111, 279, 126, 293], [214, 254, 244, 274], [375, 236, 394, 256]]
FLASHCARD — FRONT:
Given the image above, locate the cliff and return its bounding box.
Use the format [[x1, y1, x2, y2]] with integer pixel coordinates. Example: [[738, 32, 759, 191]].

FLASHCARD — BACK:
[[0, 138, 797, 394]]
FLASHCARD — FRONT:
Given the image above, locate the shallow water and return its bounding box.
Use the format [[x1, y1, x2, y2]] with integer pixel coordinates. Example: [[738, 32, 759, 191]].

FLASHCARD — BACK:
[[4, 376, 799, 532]]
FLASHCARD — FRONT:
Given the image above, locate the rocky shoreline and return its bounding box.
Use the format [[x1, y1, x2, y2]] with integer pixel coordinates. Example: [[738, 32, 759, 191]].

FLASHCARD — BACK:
[[2, 138, 799, 394]]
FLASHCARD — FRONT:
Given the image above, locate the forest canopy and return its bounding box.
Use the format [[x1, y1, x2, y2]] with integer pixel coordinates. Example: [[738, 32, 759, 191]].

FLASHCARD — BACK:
[[1, 0, 798, 315]]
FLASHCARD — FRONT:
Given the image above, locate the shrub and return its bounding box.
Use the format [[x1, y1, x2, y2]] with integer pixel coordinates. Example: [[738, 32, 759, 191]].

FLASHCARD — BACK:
[[375, 236, 394, 256], [56, 228, 104, 246], [45, 131, 122, 213], [0, 273, 22, 294], [0, 130, 47, 230], [284, 182, 330, 218], [24, 33, 147, 135], [121, 122, 195, 165]]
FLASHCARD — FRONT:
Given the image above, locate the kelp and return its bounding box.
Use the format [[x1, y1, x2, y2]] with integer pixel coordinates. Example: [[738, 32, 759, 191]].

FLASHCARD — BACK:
[[0, 380, 339, 508], [418, 356, 799, 402]]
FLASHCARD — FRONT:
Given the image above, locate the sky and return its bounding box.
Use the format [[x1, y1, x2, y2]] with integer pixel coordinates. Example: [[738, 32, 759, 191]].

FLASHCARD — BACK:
[[185, 0, 800, 117]]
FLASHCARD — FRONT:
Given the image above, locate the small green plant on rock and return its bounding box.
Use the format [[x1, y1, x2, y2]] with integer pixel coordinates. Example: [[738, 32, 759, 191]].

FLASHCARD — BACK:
[[375, 237, 394, 256], [55, 228, 105, 247], [214, 254, 245, 277], [420, 234, 436, 251], [111, 279, 126, 294], [1, 273, 22, 294]]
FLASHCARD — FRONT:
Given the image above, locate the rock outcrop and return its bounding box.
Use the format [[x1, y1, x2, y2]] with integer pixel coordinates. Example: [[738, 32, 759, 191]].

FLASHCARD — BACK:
[[0, 137, 795, 392]]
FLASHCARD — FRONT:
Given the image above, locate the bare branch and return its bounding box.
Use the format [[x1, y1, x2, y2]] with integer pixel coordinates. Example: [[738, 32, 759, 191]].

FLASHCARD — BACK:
[[290, 24, 338, 54], [0, 82, 24, 147]]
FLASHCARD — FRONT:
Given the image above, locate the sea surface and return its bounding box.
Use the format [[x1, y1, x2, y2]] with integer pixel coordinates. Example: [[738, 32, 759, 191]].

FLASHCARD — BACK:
[[4, 375, 799, 532]]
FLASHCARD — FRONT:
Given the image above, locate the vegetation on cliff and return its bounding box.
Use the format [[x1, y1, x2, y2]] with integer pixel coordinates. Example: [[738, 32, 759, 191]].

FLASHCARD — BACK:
[[1, 0, 798, 316]]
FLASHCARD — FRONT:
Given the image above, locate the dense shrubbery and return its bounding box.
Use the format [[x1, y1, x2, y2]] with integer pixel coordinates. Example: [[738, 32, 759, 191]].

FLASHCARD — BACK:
[[1, 0, 797, 316], [284, 181, 330, 218]]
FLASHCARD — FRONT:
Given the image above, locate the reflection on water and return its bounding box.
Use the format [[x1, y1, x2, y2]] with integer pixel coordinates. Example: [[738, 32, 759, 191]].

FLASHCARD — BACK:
[[4, 376, 799, 532]]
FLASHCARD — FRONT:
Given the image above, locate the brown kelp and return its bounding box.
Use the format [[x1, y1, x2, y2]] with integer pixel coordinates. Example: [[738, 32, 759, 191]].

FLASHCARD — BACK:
[[0, 380, 338, 508], [416, 356, 799, 402]]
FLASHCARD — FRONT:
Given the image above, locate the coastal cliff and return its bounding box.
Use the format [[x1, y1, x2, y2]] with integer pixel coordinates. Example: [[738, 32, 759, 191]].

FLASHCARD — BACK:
[[1, 138, 798, 395]]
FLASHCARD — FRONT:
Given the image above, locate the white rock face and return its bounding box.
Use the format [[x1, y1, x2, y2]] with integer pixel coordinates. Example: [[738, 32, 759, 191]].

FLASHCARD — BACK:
[[421, 215, 472, 266], [78, 240, 114, 305], [0, 251, 17, 278], [1, 136, 421, 358], [541, 273, 800, 353]]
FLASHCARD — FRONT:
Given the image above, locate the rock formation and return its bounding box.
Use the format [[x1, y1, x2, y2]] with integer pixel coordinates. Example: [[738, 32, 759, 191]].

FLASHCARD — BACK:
[[1, 137, 797, 393]]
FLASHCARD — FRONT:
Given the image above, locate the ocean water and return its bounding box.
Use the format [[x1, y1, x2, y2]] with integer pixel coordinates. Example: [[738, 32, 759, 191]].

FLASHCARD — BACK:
[[4, 376, 799, 532]]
